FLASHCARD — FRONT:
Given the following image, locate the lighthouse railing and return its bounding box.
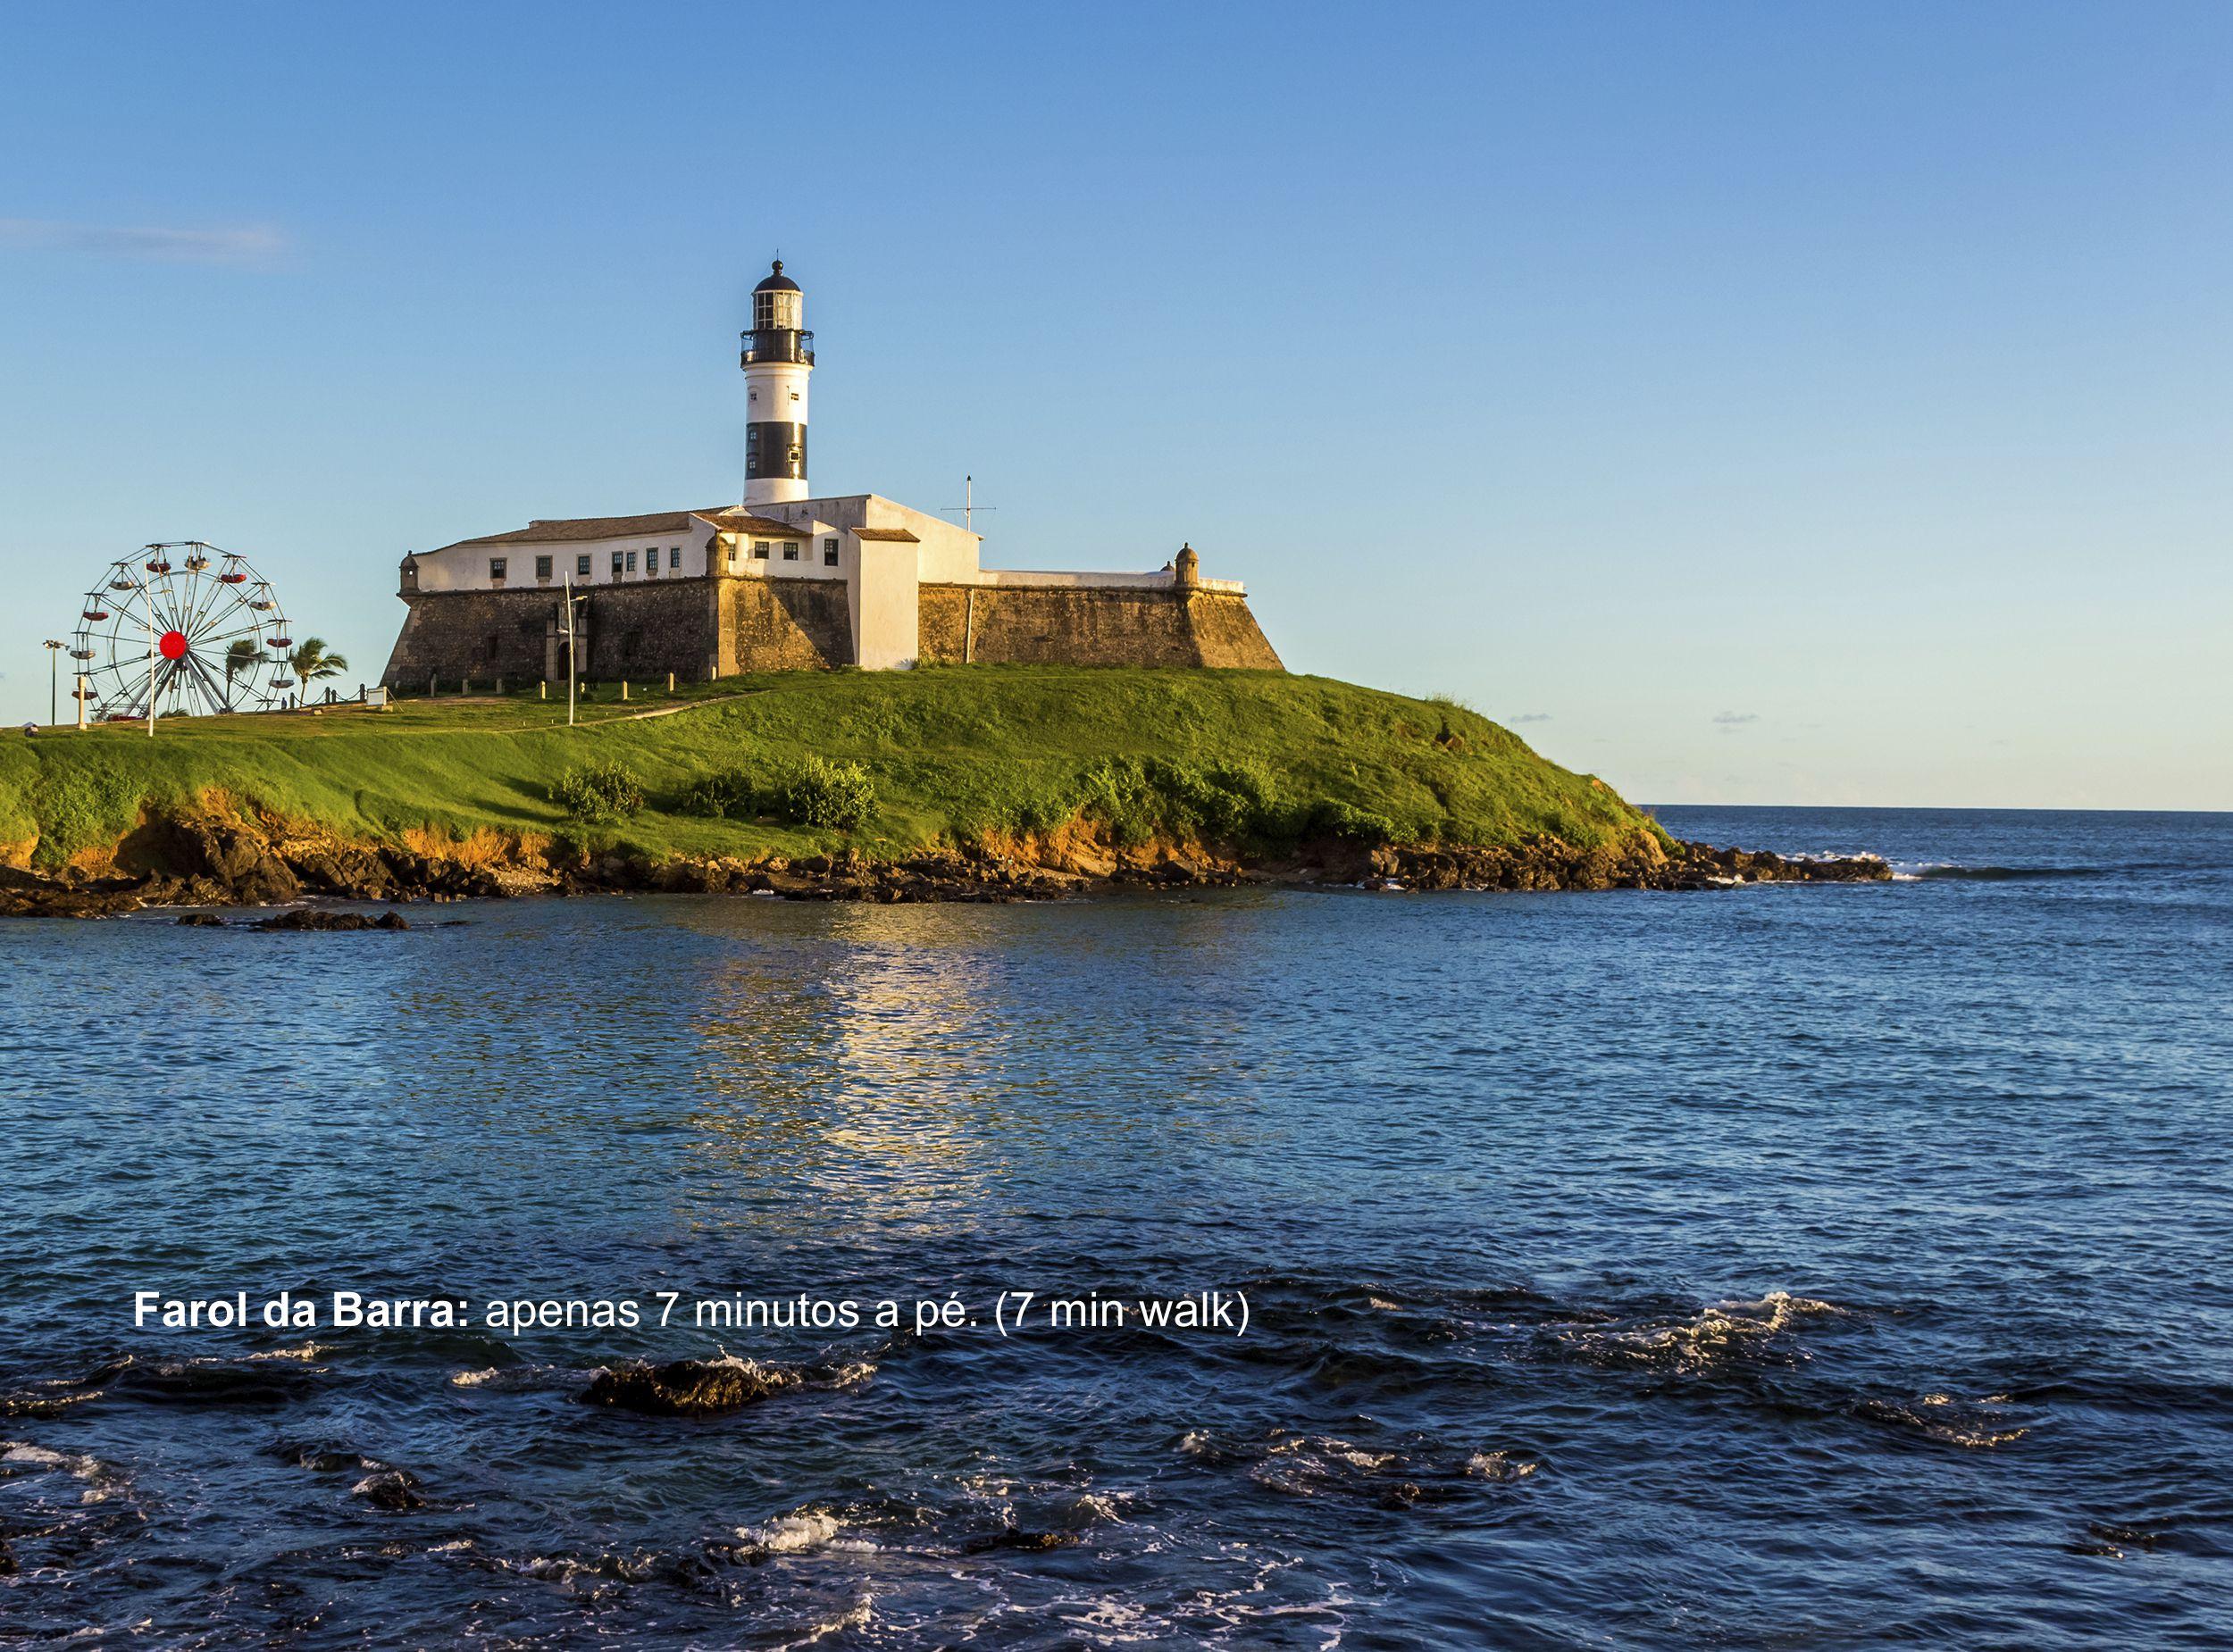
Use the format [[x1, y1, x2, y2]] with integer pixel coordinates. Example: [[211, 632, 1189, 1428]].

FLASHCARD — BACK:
[[739, 329, 815, 366]]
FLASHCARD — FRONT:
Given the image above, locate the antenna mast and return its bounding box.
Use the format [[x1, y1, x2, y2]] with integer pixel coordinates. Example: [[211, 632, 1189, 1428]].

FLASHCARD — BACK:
[[943, 475, 999, 534]]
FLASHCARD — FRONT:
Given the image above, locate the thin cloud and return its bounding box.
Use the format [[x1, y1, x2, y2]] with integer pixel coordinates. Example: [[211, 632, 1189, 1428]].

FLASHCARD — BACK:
[[1509, 712, 1552, 723], [0, 218, 287, 267], [1712, 711, 1760, 726]]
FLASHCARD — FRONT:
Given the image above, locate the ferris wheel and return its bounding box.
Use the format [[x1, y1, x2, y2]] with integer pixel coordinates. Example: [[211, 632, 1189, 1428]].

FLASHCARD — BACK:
[[70, 543, 296, 721]]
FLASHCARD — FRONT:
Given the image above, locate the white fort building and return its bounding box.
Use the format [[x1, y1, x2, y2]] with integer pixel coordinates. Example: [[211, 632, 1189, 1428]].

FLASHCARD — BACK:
[[381, 263, 1280, 686]]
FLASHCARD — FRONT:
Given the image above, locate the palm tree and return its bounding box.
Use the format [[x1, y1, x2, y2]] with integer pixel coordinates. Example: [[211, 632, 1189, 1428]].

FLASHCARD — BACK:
[[288, 637, 348, 705], [223, 638, 262, 707]]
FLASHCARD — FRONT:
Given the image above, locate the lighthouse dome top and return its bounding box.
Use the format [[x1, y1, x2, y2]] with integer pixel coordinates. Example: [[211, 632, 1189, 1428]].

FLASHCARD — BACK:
[[754, 259, 800, 295]]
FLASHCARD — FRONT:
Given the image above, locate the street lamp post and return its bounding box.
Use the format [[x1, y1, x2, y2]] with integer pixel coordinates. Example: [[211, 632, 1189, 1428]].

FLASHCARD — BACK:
[[42, 639, 63, 727], [563, 569, 577, 726]]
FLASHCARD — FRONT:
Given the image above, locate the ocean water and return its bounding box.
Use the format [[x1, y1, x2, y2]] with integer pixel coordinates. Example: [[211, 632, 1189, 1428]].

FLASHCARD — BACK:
[[1, 805, 2229, 1648]]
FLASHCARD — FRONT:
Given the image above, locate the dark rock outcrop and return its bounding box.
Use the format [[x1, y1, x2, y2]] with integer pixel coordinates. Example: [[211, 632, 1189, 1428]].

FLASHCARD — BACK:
[[248, 908, 411, 932], [0, 805, 1890, 921], [353, 1468, 427, 1511], [582, 1357, 802, 1418], [117, 813, 301, 906]]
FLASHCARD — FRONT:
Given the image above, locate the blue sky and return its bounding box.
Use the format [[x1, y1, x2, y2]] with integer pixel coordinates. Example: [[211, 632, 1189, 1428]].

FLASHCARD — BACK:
[[3, 2, 2227, 807]]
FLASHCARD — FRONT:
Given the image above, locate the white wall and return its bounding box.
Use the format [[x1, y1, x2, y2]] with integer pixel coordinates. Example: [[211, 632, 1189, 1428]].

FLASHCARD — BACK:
[[696, 513, 845, 582], [408, 526, 709, 594], [850, 537, 919, 671]]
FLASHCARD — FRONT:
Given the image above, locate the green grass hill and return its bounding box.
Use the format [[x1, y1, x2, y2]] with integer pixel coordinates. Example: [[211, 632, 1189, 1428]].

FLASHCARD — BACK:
[[0, 667, 1666, 870]]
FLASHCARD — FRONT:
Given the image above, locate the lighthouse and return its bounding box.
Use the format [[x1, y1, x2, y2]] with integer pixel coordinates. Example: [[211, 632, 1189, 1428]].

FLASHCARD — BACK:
[[740, 260, 814, 506]]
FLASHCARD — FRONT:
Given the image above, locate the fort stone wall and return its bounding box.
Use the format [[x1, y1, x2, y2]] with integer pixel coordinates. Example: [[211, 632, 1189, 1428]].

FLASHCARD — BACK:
[[384, 575, 1283, 688], [719, 578, 852, 672], [381, 583, 720, 688], [916, 585, 1282, 671]]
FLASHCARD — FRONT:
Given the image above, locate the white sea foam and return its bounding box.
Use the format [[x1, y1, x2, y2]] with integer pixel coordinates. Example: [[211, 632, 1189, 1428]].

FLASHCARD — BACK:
[[1559, 1290, 1845, 1372], [734, 1509, 877, 1556], [770, 1598, 874, 1648], [1465, 1450, 1540, 1481], [2, 1439, 119, 1503], [1072, 1490, 1130, 1523], [2, 1442, 74, 1468], [1266, 1435, 1395, 1473], [2, 1441, 104, 1481], [1860, 1391, 2029, 1448]]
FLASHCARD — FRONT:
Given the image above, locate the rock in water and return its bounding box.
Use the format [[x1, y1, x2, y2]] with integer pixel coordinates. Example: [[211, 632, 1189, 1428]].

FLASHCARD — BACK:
[[353, 1468, 427, 1511], [582, 1357, 800, 1417], [248, 908, 412, 932]]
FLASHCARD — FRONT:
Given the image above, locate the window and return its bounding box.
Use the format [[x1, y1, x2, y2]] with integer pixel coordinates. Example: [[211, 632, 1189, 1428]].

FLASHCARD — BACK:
[[534, 555, 552, 581], [725, 541, 738, 564], [753, 540, 771, 560], [645, 546, 658, 578], [611, 551, 624, 576], [669, 546, 681, 569], [626, 549, 638, 573], [782, 541, 799, 561], [824, 538, 839, 567], [790, 390, 799, 402], [754, 289, 800, 331], [577, 554, 592, 577], [489, 557, 507, 582]]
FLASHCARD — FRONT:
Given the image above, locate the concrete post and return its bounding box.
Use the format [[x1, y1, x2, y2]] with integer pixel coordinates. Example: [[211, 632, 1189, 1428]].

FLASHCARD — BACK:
[[622, 680, 630, 701], [539, 681, 547, 700], [666, 672, 675, 692], [429, 672, 438, 697], [496, 675, 505, 695]]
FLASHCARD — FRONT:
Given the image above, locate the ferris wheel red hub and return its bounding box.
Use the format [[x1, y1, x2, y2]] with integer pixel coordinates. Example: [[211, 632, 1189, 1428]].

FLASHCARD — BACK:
[[158, 629, 188, 661]]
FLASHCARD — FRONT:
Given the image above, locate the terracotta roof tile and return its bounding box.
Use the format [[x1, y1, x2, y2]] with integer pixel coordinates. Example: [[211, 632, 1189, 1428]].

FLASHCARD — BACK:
[[703, 509, 814, 538], [433, 507, 824, 553], [435, 510, 719, 551]]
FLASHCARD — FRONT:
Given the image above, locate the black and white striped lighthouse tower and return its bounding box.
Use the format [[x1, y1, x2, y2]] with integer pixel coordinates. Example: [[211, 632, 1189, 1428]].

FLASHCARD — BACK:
[[740, 260, 814, 507]]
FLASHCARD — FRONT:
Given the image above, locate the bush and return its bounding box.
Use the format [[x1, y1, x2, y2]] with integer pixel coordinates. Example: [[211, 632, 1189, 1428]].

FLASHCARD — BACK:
[[988, 758, 1409, 851], [1064, 756, 1290, 848], [782, 756, 876, 831], [677, 757, 876, 833], [552, 759, 645, 822], [682, 770, 753, 819], [1300, 799, 1399, 846]]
